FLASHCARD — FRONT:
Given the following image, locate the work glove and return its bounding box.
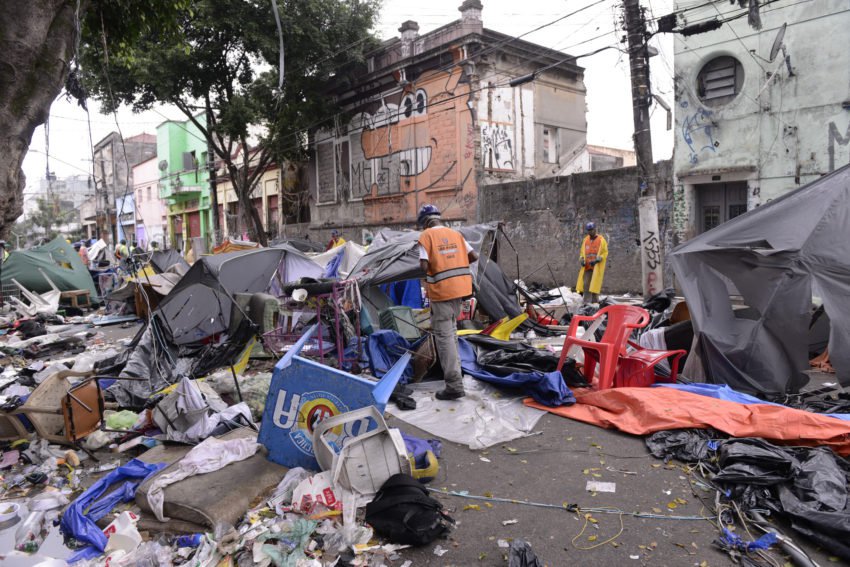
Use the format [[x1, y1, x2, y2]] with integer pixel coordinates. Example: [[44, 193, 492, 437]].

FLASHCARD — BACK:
[[591, 260, 600, 266], [579, 259, 586, 268]]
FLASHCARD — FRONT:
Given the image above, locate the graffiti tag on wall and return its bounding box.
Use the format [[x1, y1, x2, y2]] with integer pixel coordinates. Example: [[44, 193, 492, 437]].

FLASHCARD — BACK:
[[680, 101, 717, 164], [481, 122, 514, 170]]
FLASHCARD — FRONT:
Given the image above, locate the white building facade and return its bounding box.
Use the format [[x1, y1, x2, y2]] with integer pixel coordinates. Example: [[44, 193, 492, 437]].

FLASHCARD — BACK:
[[672, 0, 850, 241]]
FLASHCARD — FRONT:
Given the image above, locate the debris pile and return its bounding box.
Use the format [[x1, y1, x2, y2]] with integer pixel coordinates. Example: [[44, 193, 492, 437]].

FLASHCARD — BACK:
[[0, 216, 847, 566]]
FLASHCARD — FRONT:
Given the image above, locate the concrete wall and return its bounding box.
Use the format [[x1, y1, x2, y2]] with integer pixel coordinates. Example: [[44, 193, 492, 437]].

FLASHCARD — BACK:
[[479, 161, 674, 294], [673, 0, 850, 239]]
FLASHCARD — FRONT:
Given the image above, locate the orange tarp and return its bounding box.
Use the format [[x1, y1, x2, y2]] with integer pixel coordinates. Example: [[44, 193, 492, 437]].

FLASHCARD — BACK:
[[526, 387, 850, 456]]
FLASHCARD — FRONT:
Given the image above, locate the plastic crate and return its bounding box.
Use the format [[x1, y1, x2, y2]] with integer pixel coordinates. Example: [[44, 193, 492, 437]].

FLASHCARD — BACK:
[[379, 306, 421, 341]]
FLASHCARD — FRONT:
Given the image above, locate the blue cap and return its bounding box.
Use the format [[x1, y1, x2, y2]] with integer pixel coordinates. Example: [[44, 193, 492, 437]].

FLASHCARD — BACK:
[[417, 204, 441, 226], [585, 222, 596, 231]]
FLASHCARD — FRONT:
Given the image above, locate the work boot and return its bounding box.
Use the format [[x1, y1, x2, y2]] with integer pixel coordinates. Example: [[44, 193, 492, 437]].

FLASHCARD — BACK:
[[435, 389, 465, 401]]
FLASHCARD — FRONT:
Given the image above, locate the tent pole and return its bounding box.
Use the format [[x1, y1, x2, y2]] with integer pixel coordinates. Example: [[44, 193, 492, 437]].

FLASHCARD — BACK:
[[230, 364, 243, 402]]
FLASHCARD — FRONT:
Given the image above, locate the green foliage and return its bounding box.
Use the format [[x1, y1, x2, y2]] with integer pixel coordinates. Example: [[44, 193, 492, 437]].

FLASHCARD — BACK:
[[76, 0, 380, 243], [78, 0, 381, 161]]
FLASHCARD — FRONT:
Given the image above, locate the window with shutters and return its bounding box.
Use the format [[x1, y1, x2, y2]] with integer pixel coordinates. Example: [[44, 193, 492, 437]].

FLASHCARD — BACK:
[[697, 56, 744, 107]]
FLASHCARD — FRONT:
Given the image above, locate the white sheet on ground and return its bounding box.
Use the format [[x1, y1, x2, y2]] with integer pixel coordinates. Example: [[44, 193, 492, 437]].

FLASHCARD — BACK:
[[146, 436, 259, 521], [386, 376, 545, 450]]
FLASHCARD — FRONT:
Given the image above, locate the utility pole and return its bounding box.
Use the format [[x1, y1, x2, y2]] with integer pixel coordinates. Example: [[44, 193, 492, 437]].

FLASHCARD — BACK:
[[207, 108, 220, 247], [623, 0, 663, 299]]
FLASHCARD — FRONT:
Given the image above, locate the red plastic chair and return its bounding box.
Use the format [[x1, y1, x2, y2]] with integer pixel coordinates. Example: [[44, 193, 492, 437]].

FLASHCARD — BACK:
[[613, 341, 687, 388], [556, 305, 650, 390]]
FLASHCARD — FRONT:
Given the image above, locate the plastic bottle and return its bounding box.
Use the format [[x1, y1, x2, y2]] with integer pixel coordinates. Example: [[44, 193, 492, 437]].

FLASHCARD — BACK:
[[14, 510, 46, 553]]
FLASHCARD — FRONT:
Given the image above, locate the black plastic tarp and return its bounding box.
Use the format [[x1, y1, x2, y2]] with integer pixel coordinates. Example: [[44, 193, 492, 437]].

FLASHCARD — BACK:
[[646, 431, 850, 561], [670, 164, 850, 395]]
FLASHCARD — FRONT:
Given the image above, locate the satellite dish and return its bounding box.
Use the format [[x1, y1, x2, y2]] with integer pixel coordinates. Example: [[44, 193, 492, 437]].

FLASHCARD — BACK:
[[158, 160, 168, 171], [769, 23, 786, 62]]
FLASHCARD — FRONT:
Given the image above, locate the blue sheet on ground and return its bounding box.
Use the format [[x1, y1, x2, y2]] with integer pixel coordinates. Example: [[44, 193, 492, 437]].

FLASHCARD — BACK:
[[654, 383, 850, 421], [61, 458, 166, 562], [367, 330, 573, 406], [458, 338, 574, 407]]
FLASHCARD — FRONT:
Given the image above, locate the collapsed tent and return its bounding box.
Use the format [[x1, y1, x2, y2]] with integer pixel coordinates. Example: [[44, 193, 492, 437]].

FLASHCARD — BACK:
[[670, 163, 850, 395], [1, 236, 98, 300], [310, 240, 366, 278], [349, 223, 522, 321], [154, 248, 287, 345], [149, 249, 189, 274], [270, 237, 325, 254]]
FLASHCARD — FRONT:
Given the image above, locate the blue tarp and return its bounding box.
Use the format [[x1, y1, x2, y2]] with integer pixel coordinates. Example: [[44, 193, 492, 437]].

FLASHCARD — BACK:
[[380, 280, 423, 309], [655, 383, 850, 422], [61, 459, 166, 562], [366, 330, 426, 384], [458, 338, 574, 407], [366, 330, 573, 406]]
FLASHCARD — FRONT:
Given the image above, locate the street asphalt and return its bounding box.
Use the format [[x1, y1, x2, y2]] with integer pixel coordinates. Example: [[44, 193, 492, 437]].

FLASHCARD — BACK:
[[387, 410, 837, 567], [90, 321, 841, 566]]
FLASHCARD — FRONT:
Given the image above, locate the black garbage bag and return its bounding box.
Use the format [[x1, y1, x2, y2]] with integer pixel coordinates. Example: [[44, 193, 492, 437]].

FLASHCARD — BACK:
[[645, 429, 720, 462], [773, 448, 850, 560], [508, 539, 542, 567], [718, 439, 850, 561], [642, 288, 675, 313], [714, 439, 801, 485]]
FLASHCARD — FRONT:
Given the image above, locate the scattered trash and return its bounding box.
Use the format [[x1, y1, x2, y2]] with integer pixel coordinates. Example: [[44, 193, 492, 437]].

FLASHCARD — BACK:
[[585, 481, 616, 493], [502, 518, 519, 525], [433, 544, 448, 556]]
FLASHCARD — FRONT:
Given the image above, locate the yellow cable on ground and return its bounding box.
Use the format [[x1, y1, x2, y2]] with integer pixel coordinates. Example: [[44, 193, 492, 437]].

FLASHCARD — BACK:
[[570, 509, 625, 551]]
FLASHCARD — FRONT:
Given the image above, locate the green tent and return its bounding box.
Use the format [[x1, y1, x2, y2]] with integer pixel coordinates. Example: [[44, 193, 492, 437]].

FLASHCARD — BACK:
[[1, 236, 98, 301]]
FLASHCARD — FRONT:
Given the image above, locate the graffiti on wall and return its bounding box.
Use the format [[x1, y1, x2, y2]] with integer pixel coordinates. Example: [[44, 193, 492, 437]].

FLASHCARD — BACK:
[[317, 66, 476, 224], [481, 122, 514, 170], [680, 101, 717, 164], [828, 121, 850, 172]]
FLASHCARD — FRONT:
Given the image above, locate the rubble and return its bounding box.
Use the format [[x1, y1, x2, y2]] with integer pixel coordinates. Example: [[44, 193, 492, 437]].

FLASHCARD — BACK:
[[0, 226, 846, 567]]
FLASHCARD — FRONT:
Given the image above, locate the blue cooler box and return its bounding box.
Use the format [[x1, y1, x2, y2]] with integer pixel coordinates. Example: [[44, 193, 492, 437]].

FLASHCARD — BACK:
[[258, 324, 411, 470]]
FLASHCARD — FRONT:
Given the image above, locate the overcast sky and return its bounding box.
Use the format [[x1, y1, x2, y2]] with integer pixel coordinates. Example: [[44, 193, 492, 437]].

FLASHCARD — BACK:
[[21, 0, 675, 205]]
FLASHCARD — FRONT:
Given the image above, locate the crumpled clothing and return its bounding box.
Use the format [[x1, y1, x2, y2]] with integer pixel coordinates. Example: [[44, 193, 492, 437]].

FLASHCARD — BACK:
[[146, 436, 259, 521], [153, 377, 254, 444]]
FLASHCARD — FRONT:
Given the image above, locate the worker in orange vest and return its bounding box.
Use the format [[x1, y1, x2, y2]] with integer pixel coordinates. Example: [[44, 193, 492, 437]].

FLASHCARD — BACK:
[[576, 222, 608, 304], [418, 204, 479, 400]]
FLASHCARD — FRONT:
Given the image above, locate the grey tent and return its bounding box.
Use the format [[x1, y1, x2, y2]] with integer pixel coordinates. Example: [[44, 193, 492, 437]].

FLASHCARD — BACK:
[[155, 248, 286, 345], [670, 164, 850, 395], [150, 249, 189, 274], [349, 223, 523, 321]]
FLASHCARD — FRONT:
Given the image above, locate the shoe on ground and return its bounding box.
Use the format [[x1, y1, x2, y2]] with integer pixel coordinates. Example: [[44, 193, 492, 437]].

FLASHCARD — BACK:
[[435, 389, 465, 401]]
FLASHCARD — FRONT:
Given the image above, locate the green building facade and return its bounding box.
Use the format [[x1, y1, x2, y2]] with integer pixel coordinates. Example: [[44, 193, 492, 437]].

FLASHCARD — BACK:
[[156, 114, 213, 253]]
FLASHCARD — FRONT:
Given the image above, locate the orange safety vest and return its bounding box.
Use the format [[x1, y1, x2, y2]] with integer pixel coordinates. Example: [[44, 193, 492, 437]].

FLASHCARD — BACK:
[[418, 226, 473, 302], [583, 236, 602, 270]]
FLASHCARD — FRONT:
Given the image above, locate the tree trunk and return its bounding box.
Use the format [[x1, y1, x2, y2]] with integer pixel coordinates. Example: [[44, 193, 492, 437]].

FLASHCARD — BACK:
[[0, 1, 82, 239]]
